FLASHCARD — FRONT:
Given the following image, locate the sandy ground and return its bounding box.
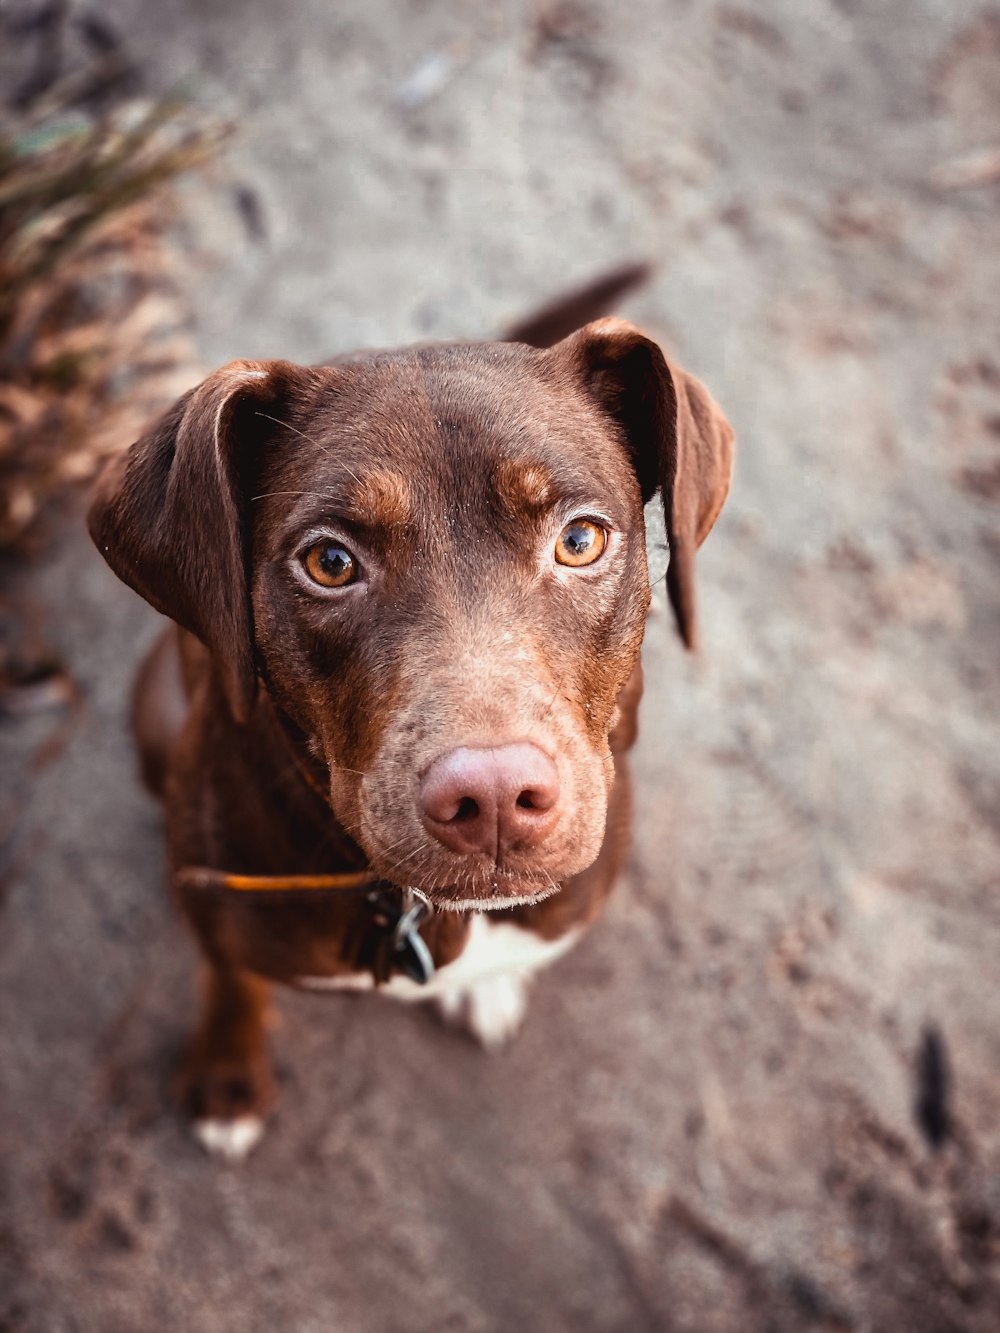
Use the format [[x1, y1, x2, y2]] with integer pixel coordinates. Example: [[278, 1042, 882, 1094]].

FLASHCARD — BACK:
[[2, 2, 1000, 1330]]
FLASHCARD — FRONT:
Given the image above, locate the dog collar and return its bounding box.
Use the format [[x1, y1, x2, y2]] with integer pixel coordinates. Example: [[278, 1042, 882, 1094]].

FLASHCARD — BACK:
[[176, 698, 436, 984], [174, 867, 436, 987]]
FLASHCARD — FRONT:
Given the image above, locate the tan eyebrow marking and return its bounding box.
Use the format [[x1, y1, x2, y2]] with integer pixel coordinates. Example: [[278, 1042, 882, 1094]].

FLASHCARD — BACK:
[[493, 461, 556, 516], [345, 470, 413, 528]]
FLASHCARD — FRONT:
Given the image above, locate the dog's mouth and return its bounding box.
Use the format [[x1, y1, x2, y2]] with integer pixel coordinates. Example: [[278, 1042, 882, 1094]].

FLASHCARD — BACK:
[[426, 875, 562, 912], [377, 863, 563, 913]]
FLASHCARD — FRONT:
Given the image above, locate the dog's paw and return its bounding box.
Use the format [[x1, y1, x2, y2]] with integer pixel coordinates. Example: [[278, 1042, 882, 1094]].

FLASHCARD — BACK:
[[193, 1115, 265, 1162], [176, 1052, 274, 1161], [436, 972, 529, 1049]]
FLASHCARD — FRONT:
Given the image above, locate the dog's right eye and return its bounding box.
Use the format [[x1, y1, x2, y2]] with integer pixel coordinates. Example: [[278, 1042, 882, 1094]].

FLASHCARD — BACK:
[[302, 541, 358, 589]]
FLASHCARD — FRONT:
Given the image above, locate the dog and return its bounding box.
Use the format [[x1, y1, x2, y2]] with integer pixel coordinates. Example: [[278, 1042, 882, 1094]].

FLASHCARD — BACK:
[[88, 269, 734, 1159]]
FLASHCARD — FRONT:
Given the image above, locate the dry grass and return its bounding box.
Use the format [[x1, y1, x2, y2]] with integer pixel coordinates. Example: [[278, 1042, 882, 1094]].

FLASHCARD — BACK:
[[0, 95, 221, 552]]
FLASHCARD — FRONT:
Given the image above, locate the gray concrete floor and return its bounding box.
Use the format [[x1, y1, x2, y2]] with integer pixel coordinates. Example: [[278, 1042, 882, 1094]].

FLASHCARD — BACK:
[[2, 2, 999, 1329]]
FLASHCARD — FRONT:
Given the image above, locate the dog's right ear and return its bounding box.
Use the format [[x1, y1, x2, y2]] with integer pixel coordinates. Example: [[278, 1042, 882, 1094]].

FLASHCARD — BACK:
[[88, 360, 310, 722]]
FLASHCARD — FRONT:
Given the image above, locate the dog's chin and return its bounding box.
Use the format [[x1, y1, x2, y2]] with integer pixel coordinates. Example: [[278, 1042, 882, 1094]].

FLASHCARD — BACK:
[[428, 877, 563, 913], [365, 830, 605, 912], [374, 864, 566, 913]]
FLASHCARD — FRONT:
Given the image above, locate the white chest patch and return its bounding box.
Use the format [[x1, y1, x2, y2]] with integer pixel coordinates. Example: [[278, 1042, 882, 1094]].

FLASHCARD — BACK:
[[297, 916, 581, 1047], [295, 914, 580, 1001]]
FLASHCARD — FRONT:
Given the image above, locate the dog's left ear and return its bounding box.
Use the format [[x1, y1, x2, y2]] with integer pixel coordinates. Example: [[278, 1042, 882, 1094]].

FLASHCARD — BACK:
[[88, 360, 310, 721], [554, 318, 734, 649]]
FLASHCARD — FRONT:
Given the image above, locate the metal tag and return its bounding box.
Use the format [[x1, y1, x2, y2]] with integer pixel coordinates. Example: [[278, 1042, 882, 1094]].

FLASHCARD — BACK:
[[367, 885, 435, 986], [393, 888, 435, 985]]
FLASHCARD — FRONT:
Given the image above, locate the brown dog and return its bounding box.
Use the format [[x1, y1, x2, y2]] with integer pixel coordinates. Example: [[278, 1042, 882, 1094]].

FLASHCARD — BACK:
[[89, 278, 733, 1158]]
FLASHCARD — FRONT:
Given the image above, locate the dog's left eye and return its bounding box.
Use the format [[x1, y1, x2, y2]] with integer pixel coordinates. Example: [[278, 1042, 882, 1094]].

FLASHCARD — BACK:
[[302, 541, 358, 588], [555, 519, 607, 568]]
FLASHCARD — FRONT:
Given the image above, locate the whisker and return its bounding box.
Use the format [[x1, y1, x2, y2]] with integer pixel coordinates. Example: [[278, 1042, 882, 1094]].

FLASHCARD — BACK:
[[254, 412, 330, 453], [539, 667, 570, 725], [385, 842, 432, 873], [371, 833, 419, 864], [253, 411, 364, 487], [251, 489, 338, 502], [390, 847, 440, 887]]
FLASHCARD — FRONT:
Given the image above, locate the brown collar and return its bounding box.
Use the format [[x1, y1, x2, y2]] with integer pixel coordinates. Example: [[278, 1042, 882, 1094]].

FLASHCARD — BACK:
[[177, 688, 435, 985], [175, 867, 375, 893], [173, 866, 436, 986]]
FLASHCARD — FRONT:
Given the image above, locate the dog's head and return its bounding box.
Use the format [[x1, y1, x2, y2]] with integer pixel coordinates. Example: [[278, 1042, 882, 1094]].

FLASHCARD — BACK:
[[89, 322, 732, 908]]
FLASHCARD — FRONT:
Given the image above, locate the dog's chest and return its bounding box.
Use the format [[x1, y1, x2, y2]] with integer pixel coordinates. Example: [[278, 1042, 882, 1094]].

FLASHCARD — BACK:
[[294, 913, 579, 1002]]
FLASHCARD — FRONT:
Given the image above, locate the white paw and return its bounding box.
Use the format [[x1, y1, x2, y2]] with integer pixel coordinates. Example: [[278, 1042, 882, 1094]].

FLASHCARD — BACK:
[[193, 1115, 264, 1161], [437, 972, 529, 1049]]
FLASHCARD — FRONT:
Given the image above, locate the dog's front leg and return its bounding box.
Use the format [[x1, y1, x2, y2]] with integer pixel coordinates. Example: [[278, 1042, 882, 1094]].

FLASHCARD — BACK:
[[177, 964, 275, 1160]]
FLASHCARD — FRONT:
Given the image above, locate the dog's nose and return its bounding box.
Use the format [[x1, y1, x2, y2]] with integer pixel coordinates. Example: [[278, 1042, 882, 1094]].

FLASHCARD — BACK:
[[419, 744, 561, 858]]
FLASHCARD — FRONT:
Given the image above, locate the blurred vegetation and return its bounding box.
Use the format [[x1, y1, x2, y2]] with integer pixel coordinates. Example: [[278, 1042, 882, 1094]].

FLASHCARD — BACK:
[[0, 15, 223, 553], [0, 98, 221, 353]]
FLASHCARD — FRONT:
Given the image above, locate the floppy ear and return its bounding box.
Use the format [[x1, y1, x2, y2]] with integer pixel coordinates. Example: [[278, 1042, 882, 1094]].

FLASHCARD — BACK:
[[555, 318, 734, 649], [88, 360, 309, 721]]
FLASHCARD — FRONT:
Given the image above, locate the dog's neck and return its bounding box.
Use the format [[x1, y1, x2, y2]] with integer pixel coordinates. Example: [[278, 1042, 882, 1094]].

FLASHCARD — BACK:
[[253, 685, 368, 868]]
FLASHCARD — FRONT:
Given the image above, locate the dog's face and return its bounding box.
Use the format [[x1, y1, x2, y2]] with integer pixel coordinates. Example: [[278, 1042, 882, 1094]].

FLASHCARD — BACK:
[[89, 322, 733, 909], [251, 344, 652, 906]]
